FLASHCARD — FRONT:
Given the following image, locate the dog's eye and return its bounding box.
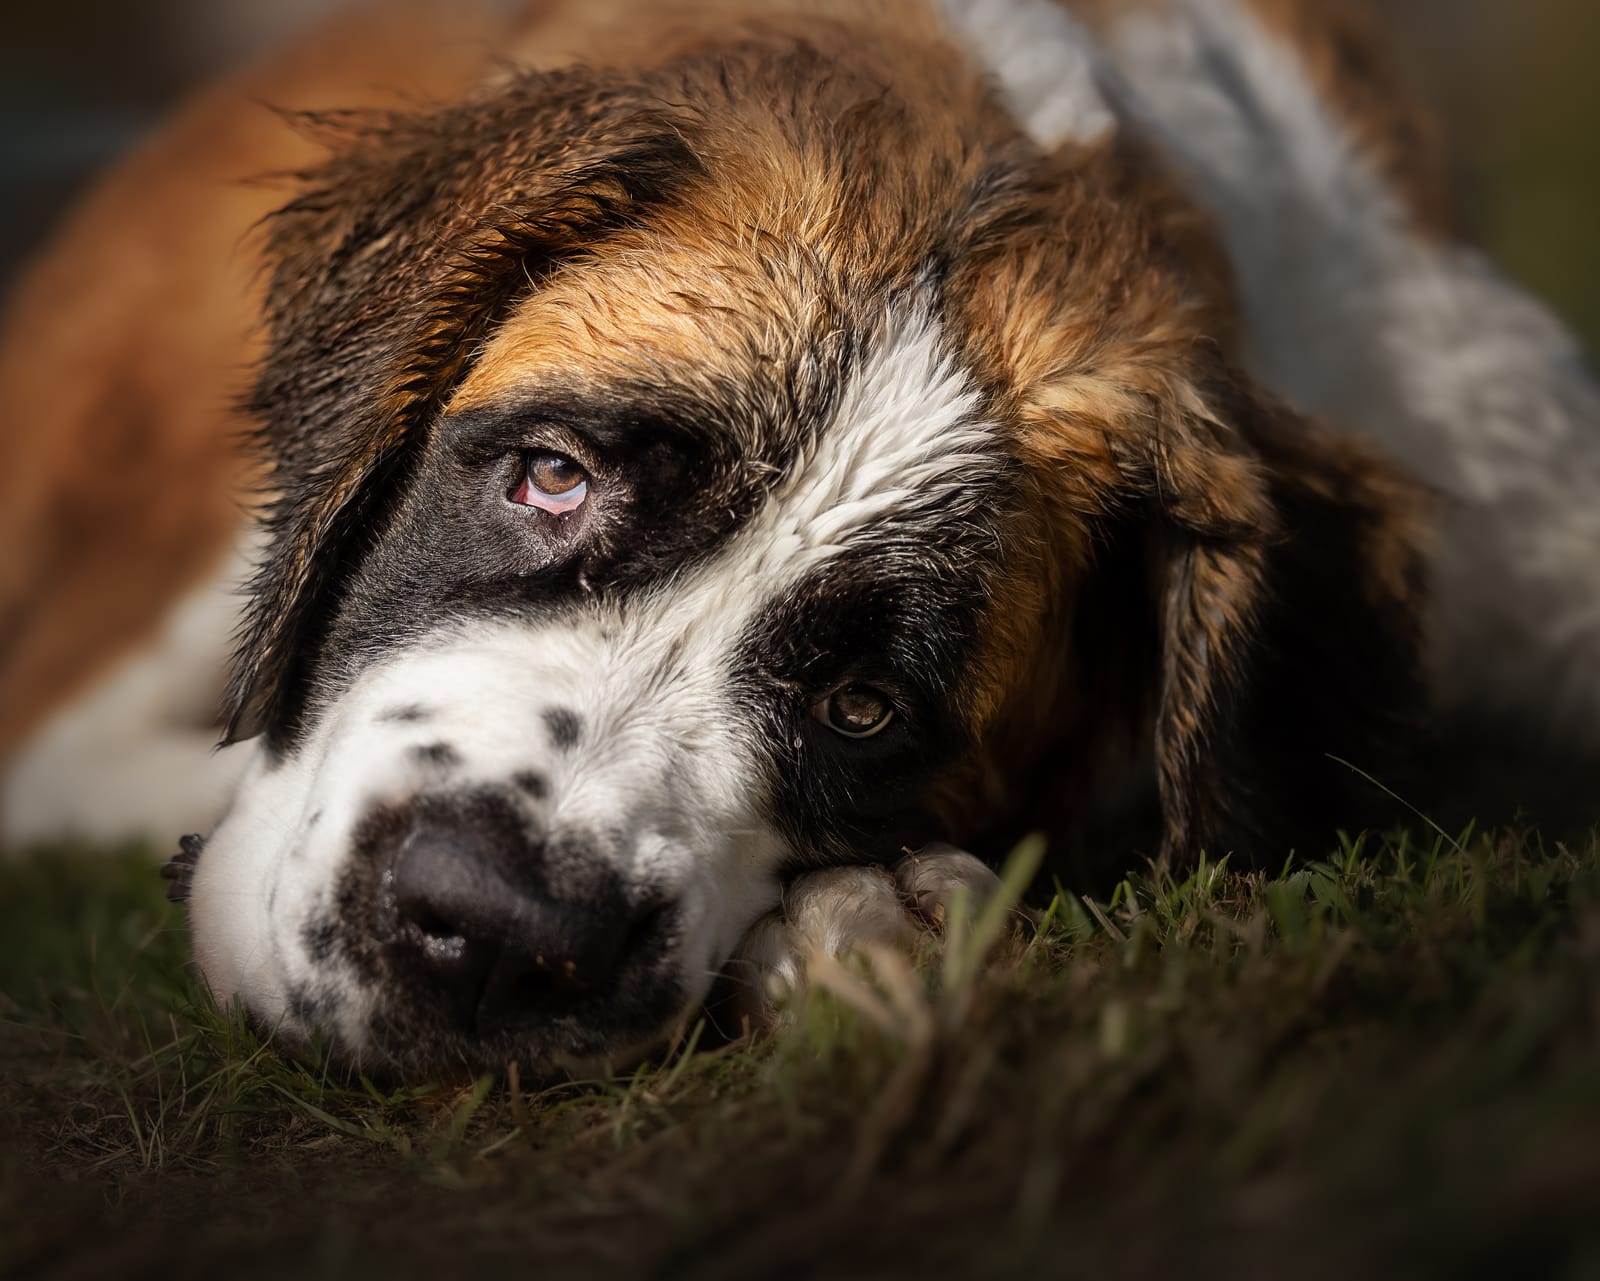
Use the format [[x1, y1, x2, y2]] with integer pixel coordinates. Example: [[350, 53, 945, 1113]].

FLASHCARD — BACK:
[[812, 685, 896, 739], [510, 451, 588, 514]]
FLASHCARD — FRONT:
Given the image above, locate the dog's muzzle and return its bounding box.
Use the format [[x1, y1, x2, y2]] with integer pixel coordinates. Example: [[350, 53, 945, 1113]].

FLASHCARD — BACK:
[[186, 621, 786, 1076]]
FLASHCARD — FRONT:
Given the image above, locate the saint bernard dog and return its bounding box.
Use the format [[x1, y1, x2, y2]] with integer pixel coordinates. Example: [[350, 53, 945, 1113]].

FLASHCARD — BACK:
[[2, 0, 1597, 1077]]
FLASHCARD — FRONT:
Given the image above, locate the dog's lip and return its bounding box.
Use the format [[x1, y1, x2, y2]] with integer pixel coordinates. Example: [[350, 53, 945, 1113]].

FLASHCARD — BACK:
[[342, 895, 695, 1076]]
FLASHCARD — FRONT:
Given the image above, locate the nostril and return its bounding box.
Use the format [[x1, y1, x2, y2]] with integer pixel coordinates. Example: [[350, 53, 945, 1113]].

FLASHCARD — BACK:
[[388, 828, 512, 1033], [400, 901, 465, 948], [391, 827, 501, 946], [472, 895, 679, 1035], [503, 961, 562, 1007], [400, 895, 443, 935], [408, 919, 470, 966], [395, 885, 477, 969]]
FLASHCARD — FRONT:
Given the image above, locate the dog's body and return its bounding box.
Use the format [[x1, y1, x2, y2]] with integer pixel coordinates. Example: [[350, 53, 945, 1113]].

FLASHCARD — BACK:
[[2, 0, 1596, 1074]]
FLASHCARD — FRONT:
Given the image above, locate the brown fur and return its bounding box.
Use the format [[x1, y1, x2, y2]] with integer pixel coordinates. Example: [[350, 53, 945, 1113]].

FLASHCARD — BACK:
[[934, 126, 1428, 862], [0, 2, 510, 757], [452, 12, 1009, 416], [228, 12, 1041, 743], [4, 0, 1431, 865]]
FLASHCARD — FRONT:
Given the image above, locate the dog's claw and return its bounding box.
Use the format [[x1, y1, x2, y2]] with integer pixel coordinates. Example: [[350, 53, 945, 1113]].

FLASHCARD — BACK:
[[160, 833, 206, 904]]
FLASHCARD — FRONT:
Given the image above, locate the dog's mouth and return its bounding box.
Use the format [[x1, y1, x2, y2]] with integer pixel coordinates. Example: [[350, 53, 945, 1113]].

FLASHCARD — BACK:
[[384, 893, 688, 1040], [290, 937, 695, 1081]]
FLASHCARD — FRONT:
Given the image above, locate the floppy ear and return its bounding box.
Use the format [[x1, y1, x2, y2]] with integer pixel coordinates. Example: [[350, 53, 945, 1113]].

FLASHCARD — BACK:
[[1136, 370, 1430, 862], [228, 70, 703, 746]]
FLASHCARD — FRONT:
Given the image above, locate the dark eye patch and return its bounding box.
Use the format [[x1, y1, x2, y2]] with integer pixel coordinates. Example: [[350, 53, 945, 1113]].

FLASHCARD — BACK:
[[439, 406, 748, 595], [301, 375, 834, 715], [733, 537, 1002, 866]]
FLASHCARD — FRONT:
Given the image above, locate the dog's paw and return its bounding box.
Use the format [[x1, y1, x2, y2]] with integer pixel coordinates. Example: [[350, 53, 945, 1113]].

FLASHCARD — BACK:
[[723, 865, 908, 1030], [890, 842, 1003, 929], [720, 844, 1003, 1032]]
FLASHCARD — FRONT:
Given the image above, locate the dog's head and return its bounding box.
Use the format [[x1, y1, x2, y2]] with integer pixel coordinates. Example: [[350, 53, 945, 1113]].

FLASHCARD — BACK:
[[188, 21, 1426, 1076]]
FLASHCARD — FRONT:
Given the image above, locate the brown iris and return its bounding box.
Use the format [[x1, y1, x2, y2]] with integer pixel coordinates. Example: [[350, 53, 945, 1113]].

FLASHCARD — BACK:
[[812, 684, 895, 739], [511, 450, 588, 514]]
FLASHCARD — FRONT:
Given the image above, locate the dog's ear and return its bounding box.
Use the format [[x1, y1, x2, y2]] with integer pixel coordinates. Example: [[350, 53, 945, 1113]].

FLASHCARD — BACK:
[[227, 71, 703, 746], [1130, 370, 1430, 862]]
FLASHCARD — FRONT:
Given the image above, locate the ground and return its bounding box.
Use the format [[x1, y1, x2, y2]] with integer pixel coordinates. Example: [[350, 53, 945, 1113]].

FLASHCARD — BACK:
[[4, 822, 1599, 1281]]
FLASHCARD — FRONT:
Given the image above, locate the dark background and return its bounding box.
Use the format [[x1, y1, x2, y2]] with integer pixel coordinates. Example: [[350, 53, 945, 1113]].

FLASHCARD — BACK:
[[3, 0, 1598, 352]]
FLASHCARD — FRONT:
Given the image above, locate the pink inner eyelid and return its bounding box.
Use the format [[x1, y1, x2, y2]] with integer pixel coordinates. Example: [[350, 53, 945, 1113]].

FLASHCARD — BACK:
[[511, 475, 588, 514]]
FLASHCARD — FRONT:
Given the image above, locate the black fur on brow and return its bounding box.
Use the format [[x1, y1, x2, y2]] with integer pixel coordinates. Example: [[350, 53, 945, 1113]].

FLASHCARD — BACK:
[[227, 68, 708, 748]]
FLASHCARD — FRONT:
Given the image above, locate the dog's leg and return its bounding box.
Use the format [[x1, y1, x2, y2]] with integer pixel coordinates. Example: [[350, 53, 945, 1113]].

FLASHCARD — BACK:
[[2, 726, 251, 852], [722, 845, 1003, 1031], [0, 544, 251, 852]]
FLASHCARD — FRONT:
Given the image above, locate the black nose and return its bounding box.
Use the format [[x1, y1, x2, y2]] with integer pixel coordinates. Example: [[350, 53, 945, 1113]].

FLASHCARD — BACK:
[[390, 810, 669, 1035]]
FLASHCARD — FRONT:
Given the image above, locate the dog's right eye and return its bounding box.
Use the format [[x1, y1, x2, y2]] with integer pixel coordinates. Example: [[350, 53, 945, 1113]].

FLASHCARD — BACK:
[[510, 451, 589, 515], [812, 685, 896, 739]]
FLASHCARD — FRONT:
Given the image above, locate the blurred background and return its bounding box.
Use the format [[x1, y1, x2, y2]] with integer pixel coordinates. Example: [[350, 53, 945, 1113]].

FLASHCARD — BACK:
[[2, 0, 1597, 352]]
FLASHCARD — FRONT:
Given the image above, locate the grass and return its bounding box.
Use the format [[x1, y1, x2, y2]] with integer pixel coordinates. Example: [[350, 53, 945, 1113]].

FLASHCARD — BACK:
[[3, 8, 1596, 1277], [5, 825, 1600, 1280]]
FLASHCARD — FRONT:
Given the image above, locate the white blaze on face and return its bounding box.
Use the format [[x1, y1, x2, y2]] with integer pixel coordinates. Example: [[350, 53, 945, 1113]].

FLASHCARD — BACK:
[[187, 297, 1001, 1061]]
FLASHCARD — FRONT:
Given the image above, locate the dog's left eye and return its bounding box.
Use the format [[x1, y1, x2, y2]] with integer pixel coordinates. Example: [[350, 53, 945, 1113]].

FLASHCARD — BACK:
[[812, 685, 896, 739], [510, 451, 589, 514]]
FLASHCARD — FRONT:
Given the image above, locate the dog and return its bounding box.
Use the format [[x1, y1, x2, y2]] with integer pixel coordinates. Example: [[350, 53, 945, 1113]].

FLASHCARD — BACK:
[[2, 0, 1596, 1076]]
